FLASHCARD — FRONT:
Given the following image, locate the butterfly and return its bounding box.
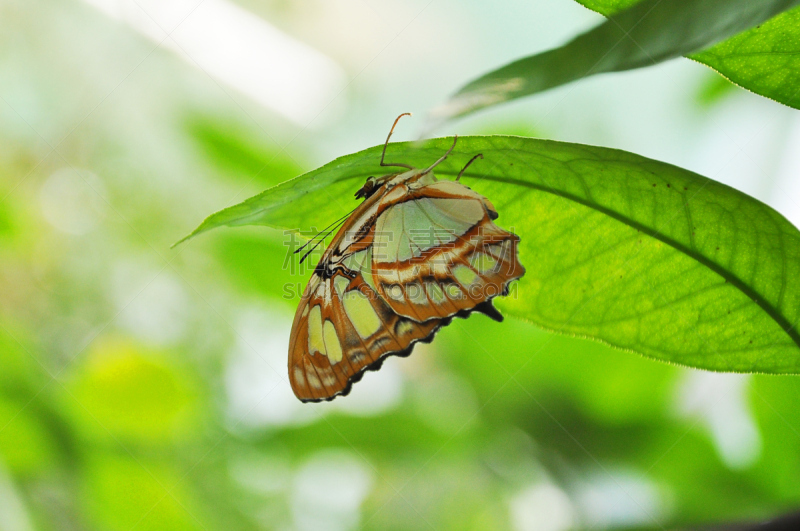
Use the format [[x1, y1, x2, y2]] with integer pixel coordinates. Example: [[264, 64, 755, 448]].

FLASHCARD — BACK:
[[288, 114, 525, 402]]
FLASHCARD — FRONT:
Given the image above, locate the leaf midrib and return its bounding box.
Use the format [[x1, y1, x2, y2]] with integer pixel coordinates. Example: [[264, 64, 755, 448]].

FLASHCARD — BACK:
[[453, 171, 800, 350]]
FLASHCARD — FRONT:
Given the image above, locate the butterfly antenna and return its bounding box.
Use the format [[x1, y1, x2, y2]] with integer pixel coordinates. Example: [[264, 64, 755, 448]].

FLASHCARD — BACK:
[[297, 211, 355, 264], [380, 113, 414, 170], [299, 243, 321, 265], [293, 214, 345, 255], [294, 209, 354, 255], [299, 224, 339, 264], [299, 231, 332, 264], [456, 153, 483, 181], [423, 135, 458, 174]]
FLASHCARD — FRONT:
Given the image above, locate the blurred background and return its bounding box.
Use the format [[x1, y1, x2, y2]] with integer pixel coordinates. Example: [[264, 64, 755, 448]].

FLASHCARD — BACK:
[[2, 0, 800, 529]]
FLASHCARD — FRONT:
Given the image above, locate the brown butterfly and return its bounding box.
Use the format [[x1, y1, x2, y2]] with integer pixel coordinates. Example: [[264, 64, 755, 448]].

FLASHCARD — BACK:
[[288, 114, 525, 402]]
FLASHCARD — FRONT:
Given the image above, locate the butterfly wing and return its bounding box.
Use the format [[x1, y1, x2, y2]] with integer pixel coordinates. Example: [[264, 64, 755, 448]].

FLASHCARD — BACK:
[[371, 180, 524, 322], [288, 268, 446, 401]]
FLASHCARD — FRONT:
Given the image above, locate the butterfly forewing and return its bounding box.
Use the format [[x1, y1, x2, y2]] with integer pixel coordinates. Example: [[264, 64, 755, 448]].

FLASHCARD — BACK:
[[288, 162, 524, 402]]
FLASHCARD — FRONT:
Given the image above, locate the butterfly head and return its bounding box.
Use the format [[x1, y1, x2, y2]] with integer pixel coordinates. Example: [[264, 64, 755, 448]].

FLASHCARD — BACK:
[[354, 171, 421, 200], [354, 176, 379, 200]]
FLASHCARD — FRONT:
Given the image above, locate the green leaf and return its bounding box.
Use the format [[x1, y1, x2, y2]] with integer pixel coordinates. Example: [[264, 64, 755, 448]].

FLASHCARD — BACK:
[[433, 0, 800, 121], [178, 136, 800, 374], [576, 0, 641, 15]]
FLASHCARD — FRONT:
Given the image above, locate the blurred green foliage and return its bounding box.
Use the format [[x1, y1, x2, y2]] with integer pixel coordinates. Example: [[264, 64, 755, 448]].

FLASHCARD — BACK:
[[186, 115, 303, 188], [695, 73, 738, 107], [67, 338, 199, 444]]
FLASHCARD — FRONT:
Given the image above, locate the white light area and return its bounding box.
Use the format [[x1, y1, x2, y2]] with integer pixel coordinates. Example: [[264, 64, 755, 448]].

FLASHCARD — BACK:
[[510, 483, 574, 531], [111, 261, 189, 345], [0, 461, 34, 531], [676, 372, 761, 469], [769, 115, 800, 228], [575, 471, 666, 529], [291, 449, 373, 531], [686, 95, 787, 202], [225, 307, 306, 427], [224, 307, 404, 429], [329, 359, 404, 416], [39, 168, 106, 235], [81, 0, 347, 126]]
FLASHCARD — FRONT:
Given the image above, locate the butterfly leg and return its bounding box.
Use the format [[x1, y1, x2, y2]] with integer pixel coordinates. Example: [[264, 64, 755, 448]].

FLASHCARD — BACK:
[[423, 135, 459, 174], [380, 113, 415, 170]]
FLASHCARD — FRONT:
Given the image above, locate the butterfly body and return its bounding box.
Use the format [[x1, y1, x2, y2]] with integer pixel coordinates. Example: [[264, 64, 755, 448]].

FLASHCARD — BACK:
[[288, 159, 524, 402]]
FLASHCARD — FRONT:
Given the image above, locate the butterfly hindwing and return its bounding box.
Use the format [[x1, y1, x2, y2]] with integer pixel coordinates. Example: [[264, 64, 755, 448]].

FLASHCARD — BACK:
[[371, 181, 524, 322]]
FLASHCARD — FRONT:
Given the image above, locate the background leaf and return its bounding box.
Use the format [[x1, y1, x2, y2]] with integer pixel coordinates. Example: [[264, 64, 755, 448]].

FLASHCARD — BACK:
[[691, 8, 800, 110], [578, 0, 800, 110], [433, 0, 800, 122], [180, 135, 800, 375]]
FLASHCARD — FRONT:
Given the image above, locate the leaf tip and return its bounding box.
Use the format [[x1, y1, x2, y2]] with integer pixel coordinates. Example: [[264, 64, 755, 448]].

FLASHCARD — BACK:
[[170, 232, 194, 249], [171, 222, 213, 249]]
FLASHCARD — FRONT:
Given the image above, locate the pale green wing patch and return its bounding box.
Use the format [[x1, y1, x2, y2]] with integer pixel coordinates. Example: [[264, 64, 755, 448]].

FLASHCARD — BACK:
[[373, 197, 483, 264]]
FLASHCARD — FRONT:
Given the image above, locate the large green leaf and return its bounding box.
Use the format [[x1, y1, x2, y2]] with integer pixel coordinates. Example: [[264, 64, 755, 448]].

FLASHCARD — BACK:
[[178, 136, 800, 374], [433, 0, 800, 122]]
